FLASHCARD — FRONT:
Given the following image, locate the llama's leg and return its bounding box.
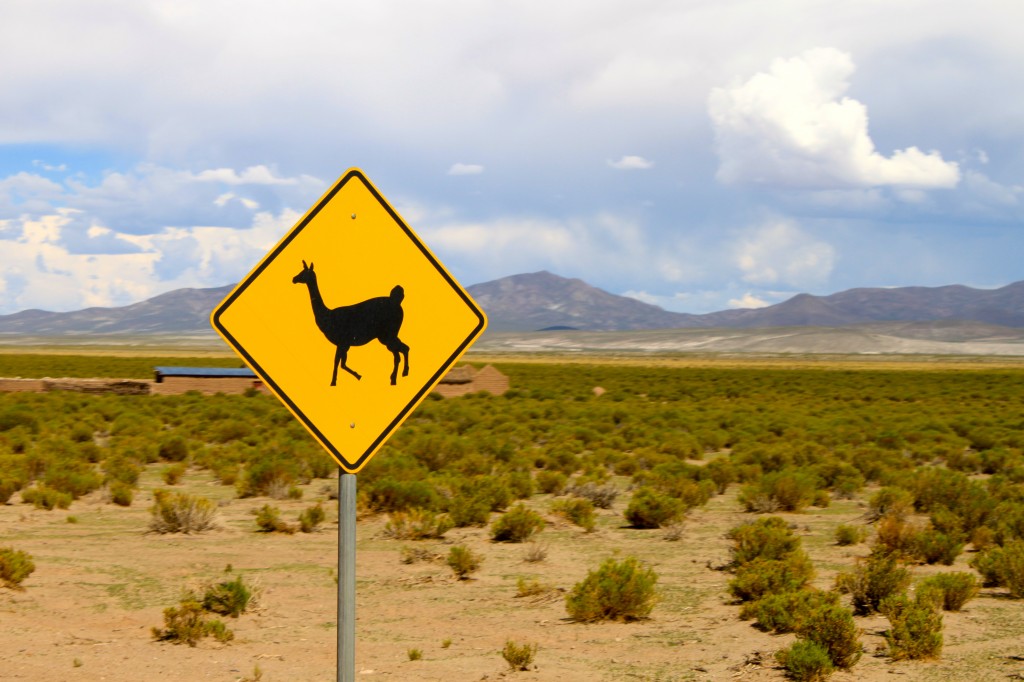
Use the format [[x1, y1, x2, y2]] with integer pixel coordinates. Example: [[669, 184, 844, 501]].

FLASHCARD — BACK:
[[338, 347, 361, 381], [331, 346, 342, 386], [398, 339, 410, 377], [384, 338, 410, 384]]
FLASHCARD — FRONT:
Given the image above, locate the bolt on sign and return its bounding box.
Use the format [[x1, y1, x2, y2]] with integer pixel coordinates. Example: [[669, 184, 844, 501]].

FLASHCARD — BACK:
[[211, 169, 487, 473]]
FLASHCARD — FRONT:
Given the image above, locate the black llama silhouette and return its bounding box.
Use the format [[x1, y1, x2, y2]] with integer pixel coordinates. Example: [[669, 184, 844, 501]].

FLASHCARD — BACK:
[[292, 261, 410, 386]]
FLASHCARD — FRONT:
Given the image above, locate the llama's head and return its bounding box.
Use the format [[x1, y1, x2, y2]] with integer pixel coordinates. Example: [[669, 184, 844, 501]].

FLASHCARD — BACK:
[[292, 260, 316, 285]]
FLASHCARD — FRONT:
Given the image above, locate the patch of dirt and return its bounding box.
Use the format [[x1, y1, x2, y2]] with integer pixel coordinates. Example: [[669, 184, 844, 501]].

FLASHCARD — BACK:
[[2, 468, 1023, 681]]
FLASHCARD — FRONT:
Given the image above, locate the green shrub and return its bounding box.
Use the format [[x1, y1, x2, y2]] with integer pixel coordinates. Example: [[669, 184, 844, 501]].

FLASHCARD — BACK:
[[969, 544, 1006, 587], [776, 639, 834, 682], [253, 504, 294, 534], [911, 529, 964, 566], [102, 455, 143, 486], [383, 508, 452, 540], [0, 546, 36, 589], [874, 514, 919, 558], [299, 503, 326, 533], [728, 516, 799, 565], [551, 497, 596, 532], [491, 503, 545, 543], [834, 524, 866, 546], [835, 553, 911, 615], [108, 480, 134, 507], [739, 589, 839, 633], [407, 648, 423, 661], [565, 556, 658, 622], [797, 603, 862, 669], [971, 540, 1024, 597], [201, 575, 253, 618], [161, 462, 187, 486], [536, 470, 567, 495], [501, 640, 537, 671], [998, 539, 1024, 598], [21, 485, 72, 510], [739, 469, 819, 513], [151, 598, 234, 646], [881, 594, 943, 660], [868, 487, 914, 521], [157, 435, 189, 462], [148, 490, 217, 534], [446, 544, 482, 580], [917, 572, 979, 611], [729, 553, 815, 602], [623, 487, 684, 529]]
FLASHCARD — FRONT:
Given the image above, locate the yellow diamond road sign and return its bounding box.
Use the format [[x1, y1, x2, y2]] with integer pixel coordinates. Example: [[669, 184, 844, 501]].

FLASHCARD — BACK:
[[211, 169, 487, 473]]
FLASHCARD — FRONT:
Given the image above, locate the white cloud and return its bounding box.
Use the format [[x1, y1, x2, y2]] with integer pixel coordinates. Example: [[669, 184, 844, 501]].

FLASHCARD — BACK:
[[728, 292, 770, 308], [0, 207, 299, 314], [189, 165, 305, 186], [447, 163, 485, 176], [734, 218, 834, 287], [607, 155, 654, 170], [621, 290, 661, 305], [709, 48, 960, 189]]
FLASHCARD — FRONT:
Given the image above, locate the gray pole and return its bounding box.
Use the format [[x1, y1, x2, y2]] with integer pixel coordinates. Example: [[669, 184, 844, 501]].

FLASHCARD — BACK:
[[338, 471, 356, 682]]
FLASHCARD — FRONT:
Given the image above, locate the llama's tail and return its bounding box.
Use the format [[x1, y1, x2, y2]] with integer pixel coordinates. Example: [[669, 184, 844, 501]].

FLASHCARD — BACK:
[[390, 285, 405, 304]]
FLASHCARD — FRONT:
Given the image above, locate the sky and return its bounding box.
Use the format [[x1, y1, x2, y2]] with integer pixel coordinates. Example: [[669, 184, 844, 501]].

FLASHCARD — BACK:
[[1, 0, 1022, 316]]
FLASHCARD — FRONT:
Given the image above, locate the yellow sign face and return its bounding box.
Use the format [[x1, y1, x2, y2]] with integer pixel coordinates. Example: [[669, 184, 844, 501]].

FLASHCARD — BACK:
[[211, 169, 487, 473]]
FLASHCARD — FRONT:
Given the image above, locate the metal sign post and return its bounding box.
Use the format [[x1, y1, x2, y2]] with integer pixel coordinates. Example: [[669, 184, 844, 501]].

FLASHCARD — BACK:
[[338, 472, 356, 682]]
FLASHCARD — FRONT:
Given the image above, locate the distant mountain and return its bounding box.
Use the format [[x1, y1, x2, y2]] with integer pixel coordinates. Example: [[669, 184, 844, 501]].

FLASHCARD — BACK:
[[0, 285, 233, 335], [1, 272, 1023, 337], [465, 271, 701, 332], [699, 282, 1024, 329]]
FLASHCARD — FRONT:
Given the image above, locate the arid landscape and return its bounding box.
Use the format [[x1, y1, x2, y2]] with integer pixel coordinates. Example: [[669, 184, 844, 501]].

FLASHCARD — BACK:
[[4, 352, 1024, 681]]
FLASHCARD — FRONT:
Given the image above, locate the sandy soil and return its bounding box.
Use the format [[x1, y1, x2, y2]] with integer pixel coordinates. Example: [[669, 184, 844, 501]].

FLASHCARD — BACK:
[[3, 465, 1024, 682]]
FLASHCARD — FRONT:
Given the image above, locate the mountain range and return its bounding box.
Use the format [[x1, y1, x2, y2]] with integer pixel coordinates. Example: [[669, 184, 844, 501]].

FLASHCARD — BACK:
[[1, 272, 1022, 337]]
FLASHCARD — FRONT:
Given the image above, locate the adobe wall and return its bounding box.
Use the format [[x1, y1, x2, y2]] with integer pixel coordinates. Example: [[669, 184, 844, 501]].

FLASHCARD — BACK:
[[150, 376, 266, 396]]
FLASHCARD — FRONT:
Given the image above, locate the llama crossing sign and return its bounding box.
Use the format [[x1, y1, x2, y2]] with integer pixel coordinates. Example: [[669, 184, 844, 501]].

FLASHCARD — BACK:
[[211, 169, 487, 473]]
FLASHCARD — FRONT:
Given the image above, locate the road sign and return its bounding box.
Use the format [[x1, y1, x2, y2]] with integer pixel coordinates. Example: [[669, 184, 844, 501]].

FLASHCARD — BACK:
[[211, 168, 487, 473]]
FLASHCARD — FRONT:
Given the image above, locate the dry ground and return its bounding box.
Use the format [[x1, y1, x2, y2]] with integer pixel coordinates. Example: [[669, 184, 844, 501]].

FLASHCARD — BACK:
[[3, 465, 1024, 682]]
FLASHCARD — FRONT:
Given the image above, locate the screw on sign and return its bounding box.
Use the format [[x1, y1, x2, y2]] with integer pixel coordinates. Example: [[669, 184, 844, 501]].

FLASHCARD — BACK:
[[210, 169, 487, 681]]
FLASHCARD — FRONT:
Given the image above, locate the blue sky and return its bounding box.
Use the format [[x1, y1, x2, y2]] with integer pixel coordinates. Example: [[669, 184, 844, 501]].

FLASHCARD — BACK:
[[1, 1, 1021, 315]]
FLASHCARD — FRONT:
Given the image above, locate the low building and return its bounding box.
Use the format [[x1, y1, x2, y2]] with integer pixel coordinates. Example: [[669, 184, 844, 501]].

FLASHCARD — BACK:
[[151, 366, 265, 395]]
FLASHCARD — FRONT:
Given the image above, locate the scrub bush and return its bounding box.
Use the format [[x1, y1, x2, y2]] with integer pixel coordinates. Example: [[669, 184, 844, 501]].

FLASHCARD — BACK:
[[776, 640, 834, 682], [835, 553, 911, 616], [21, 485, 72, 510], [798, 603, 862, 669], [623, 487, 684, 529], [728, 516, 799, 565], [298, 503, 326, 533], [565, 556, 658, 622], [728, 553, 815, 603], [501, 640, 537, 671], [834, 524, 867, 546], [383, 508, 452, 540], [739, 589, 839, 633], [881, 594, 943, 660], [551, 497, 596, 532], [446, 544, 482, 580], [0, 546, 35, 589], [491, 503, 545, 542], [917, 572, 979, 611], [152, 598, 234, 646], [148, 490, 217, 534], [253, 504, 294, 534], [201, 575, 253, 618]]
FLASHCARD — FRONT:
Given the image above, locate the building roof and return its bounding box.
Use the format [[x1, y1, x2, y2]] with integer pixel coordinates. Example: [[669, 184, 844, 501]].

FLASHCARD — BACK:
[[154, 366, 256, 379]]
